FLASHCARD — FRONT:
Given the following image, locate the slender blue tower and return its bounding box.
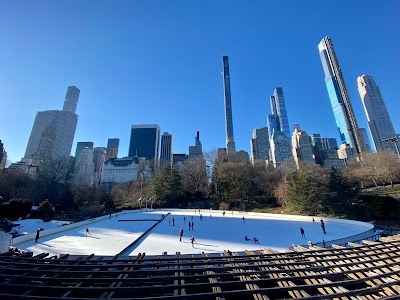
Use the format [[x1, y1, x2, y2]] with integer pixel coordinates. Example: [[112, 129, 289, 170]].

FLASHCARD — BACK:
[[222, 56, 236, 154]]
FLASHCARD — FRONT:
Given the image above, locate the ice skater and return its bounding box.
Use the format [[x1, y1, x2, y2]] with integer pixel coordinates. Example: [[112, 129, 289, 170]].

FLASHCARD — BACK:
[[253, 237, 259, 244], [191, 221, 194, 231], [190, 236, 196, 248], [172, 217, 175, 226], [242, 216, 245, 224], [179, 228, 184, 242], [169, 218, 171, 225], [245, 235, 250, 241], [300, 227, 306, 239], [320, 219, 326, 234], [188, 221, 191, 231], [223, 211, 225, 217], [312, 217, 316, 223], [86, 228, 91, 236], [35, 229, 40, 242], [183, 217, 186, 223]]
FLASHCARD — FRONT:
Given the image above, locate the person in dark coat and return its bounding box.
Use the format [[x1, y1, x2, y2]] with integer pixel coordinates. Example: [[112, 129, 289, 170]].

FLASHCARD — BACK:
[[179, 228, 184, 242], [188, 221, 191, 231], [190, 236, 196, 247], [35, 229, 40, 242], [300, 227, 306, 239], [86, 228, 91, 236]]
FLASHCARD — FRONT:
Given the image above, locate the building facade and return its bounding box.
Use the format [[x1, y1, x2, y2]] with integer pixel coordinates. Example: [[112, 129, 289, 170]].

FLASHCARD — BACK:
[[270, 130, 292, 168], [318, 36, 364, 154], [128, 124, 160, 170], [106, 138, 120, 161], [100, 157, 139, 184], [74, 147, 95, 185], [93, 147, 106, 177], [23, 86, 80, 163], [357, 74, 397, 153], [189, 131, 203, 158], [292, 128, 315, 168], [250, 127, 270, 164], [75, 142, 94, 160], [222, 56, 236, 155], [160, 132, 173, 168]]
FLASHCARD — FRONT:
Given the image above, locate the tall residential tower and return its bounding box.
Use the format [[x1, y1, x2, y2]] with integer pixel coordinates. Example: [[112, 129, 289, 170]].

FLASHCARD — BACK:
[[222, 56, 236, 154], [23, 86, 80, 164], [318, 36, 365, 154], [357, 74, 397, 153]]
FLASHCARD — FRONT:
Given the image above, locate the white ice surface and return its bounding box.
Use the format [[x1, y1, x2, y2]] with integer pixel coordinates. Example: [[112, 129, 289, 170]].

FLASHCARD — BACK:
[[13, 210, 370, 257]]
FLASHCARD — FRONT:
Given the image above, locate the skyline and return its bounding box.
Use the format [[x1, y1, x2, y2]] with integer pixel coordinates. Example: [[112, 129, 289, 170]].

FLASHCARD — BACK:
[[1, 1, 399, 163]]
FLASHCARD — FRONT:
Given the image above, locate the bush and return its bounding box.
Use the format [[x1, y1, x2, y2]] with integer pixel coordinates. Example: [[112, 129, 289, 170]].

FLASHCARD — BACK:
[[35, 200, 55, 222], [0, 198, 32, 220]]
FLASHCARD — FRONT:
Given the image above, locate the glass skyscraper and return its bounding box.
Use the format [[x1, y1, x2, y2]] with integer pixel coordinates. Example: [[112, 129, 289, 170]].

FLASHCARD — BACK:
[[128, 124, 160, 170], [318, 36, 365, 154], [272, 88, 291, 140], [357, 74, 397, 153], [24, 86, 80, 163], [222, 56, 236, 155], [160, 132, 173, 167]]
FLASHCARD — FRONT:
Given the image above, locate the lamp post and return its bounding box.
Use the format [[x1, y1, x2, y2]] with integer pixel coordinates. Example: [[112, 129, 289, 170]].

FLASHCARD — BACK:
[[382, 136, 400, 159]]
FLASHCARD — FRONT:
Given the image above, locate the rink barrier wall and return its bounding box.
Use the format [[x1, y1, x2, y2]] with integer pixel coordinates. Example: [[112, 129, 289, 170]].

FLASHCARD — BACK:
[[12, 210, 138, 246]]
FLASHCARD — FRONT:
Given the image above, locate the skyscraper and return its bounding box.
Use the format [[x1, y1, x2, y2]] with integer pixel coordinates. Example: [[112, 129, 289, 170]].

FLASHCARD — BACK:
[[160, 132, 173, 168], [105, 138, 120, 161], [250, 127, 270, 163], [75, 142, 94, 160], [318, 36, 365, 154], [74, 147, 95, 185], [267, 87, 292, 166], [357, 74, 397, 153], [93, 147, 106, 175], [222, 56, 236, 154], [292, 128, 315, 169], [23, 86, 80, 163], [128, 124, 160, 170], [272, 88, 291, 140], [270, 130, 292, 168], [189, 131, 203, 158]]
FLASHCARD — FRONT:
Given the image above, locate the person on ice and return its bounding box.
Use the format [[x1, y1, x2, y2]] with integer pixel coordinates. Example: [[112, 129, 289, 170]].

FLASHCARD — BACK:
[[183, 217, 186, 223], [190, 236, 196, 248], [169, 218, 171, 225], [320, 219, 326, 234], [188, 221, 191, 231], [179, 228, 184, 242], [242, 216, 245, 223], [172, 217, 175, 226], [253, 237, 259, 243], [300, 227, 306, 239], [35, 229, 40, 242], [312, 217, 316, 223], [86, 228, 91, 236], [245, 235, 250, 241]]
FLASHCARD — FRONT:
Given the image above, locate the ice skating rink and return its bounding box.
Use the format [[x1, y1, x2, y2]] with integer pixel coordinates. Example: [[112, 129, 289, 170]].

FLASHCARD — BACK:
[[13, 209, 373, 257]]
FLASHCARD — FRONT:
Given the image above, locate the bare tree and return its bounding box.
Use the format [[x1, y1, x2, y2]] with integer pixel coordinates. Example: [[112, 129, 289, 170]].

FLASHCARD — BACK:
[[179, 156, 208, 196]]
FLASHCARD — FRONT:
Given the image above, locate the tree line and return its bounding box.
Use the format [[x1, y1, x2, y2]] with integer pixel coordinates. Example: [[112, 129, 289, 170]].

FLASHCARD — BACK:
[[0, 150, 399, 223]]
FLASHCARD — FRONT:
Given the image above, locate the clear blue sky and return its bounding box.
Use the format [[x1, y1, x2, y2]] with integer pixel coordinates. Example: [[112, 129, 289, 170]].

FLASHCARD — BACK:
[[1, 1, 399, 163]]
